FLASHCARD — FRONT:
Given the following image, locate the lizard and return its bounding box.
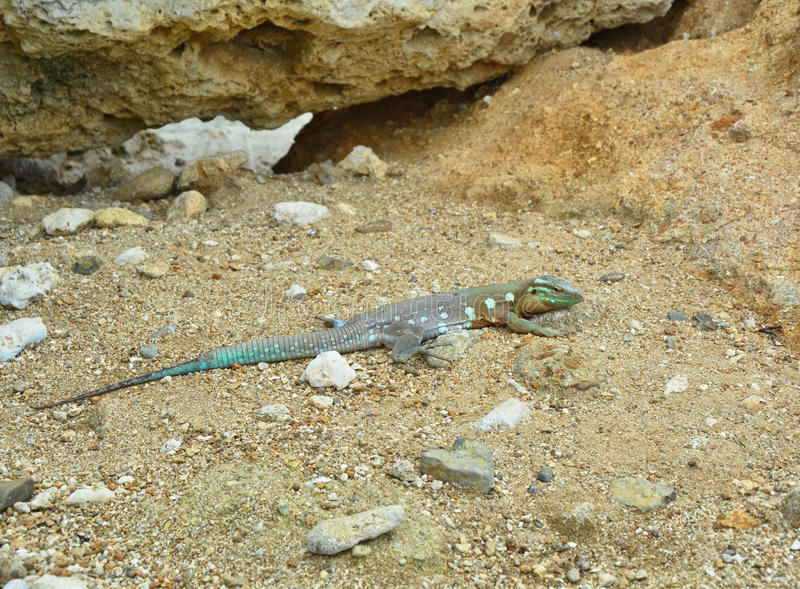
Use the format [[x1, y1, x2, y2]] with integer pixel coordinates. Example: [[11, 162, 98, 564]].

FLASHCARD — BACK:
[[32, 275, 583, 409]]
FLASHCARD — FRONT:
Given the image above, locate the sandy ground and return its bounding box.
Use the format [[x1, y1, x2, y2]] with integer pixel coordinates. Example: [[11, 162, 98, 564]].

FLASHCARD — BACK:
[[1, 166, 799, 587]]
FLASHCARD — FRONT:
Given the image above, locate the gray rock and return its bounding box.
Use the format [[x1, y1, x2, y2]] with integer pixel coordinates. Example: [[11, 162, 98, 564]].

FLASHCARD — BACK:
[[425, 330, 481, 368], [566, 568, 581, 583], [306, 505, 404, 555], [420, 438, 495, 494], [166, 190, 207, 221], [473, 398, 530, 431], [667, 310, 688, 321], [599, 272, 625, 283], [114, 246, 147, 265], [388, 459, 417, 483], [608, 477, 676, 512], [273, 201, 329, 226], [0, 262, 58, 309], [515, 341, 607, 391], [314, 256, 352, 270], [114, 167, 174, 202], [139, 344, 160, 359], [537, 467, 554, 483], [692, 312, 727, 331], [72, 255, 102, 275], [0, 477, 34, 511]]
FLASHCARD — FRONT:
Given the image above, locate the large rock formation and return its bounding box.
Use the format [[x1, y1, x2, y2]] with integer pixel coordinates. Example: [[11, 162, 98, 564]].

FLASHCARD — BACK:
[[0, 0, 672, 156]]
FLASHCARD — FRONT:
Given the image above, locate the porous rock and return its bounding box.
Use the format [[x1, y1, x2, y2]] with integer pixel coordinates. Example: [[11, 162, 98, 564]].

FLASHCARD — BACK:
[[0, 0, 673, 156], [306, 505, 404, 555]]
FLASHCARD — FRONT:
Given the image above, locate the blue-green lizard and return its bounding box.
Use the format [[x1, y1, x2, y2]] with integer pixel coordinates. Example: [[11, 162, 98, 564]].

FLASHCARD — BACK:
[[33, 276, 582, 409]]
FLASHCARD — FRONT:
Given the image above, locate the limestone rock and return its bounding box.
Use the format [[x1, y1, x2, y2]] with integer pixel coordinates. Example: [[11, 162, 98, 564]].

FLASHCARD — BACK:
[[0, 317, 47, 362], [420, 438, 495, 493], [64, 485, 116, 507], [0, 263, 58, 309], [0, 0, 673, 156], [608, 478, 677, 513], [94, 207, 148, 228], [306, 505, 404, 555], [274, 202, 329, 226], [42, 208, 95, 235], [166, 190, 207, 221], [302, 351, 356, 390], [113, 167, 175, 202], [338, 146, 388, 179], [474, 398, 531, 431]]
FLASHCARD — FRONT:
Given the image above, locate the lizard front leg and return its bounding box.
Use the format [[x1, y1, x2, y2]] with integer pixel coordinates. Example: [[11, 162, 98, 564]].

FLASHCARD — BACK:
[[505, 311, 563, 337]]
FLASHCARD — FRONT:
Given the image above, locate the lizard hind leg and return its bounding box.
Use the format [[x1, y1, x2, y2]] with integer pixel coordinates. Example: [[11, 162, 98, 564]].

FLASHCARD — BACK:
[[385, 324, 453, 369]]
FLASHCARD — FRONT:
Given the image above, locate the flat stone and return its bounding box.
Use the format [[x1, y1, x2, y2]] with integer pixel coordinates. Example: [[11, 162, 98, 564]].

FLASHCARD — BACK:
[[136, 261, 169, 278], [30, 487, 58, 510], [314, 256, 352, 270], [274, 202, 329, 226], [488, 233, 522, 250], [114, 246, 147, 265], [0, 262, 58, 309], [257, 403, 291, 422], [337, 145, 388, 179], [30, 574, 88, 589], [94, 207, 148, 228], [72, 255, 102, 275], [361, 260, 380, 272], [473, 398, 531, 431], [139, 344, 160, 359], [42, 208, 94, 235], [420, 438, 495, 494], [355, 220, 392, 233], [166, 190, 207, 221], [668, 310, 688, 321], [552, 502, 596, 536], [0, 317, 47, 362], [351, 544, 372, 558], [64, 485, 115, 507], [113, 166, 174, 201], [599, 272, 625, 283], [309, 395, 334, 409], [306, 505, 404, 555], [514, 341, 607, 391], [693, 312, 726, 331], [10, 196, 32, 209], [608, 477, 677, 512], [0, 477, 34, 511], [302, 351, 356, 390], [178, 151, 248, 193]]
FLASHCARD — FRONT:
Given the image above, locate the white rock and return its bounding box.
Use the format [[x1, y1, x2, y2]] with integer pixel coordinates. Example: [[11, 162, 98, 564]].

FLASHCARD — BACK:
[[42, 208, 94, 235], [160, 438, 182, 453], [474, 398, 531, 431], [13, 501, 31, 513], [306, 505, 404, 555], [118, 475, 135, 485], [64, 485, 115, 507], [309, 395, 334, 409], [573, 228, 592, 238], [790, 539, 800, 551], [114, 246, 147, 265], [30, 574, 88, 589], [337, 145, 388, 179], [361, 260, 380, 272], [388, 459, 417, 482], [302, 351, 356, 390], [30, 487, 58, 510], [52, 410, 67, 422], [258, 403, 291, 421], [0, 317, 47, 362], [273, 201, 329, 225], [488, 233, 522, 250], [3, 579, 28, 589], [664, 375, 688, 394], [0, 262, 58, 309], [285, 284, 307, 301]]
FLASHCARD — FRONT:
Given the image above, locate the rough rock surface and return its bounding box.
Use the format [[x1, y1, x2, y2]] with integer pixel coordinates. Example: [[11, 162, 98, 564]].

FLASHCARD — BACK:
[[0, 0, 672, 156]]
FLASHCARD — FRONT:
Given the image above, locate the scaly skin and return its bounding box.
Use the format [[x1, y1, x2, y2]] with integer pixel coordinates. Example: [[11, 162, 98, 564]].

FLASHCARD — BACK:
[[33, 276, 583, 409]]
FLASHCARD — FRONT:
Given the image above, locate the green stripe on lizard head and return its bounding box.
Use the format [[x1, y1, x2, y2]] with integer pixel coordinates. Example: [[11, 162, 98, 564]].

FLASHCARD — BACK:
[[531, 275, 584, 309]]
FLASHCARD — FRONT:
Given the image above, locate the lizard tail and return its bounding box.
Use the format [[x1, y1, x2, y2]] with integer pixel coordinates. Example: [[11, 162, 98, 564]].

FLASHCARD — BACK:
[[30, 357, 210, 410]]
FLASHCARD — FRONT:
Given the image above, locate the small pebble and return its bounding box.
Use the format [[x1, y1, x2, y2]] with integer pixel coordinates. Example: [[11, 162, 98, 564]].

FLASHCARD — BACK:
[[668, 311, 688, 321], [351, 544, 372, 558], [302, 351, 356, 390], [136, 261, 169, 278], [139, 344, 160, 359], [474, 398, 530, 431], [42, 208, 94, 235], [361, 260, 380, 272], [566, 567, 581, 583], [160, 438, 182, 453], [115, 246, 147, 265], [306, 505, 404, 554], [599, 272, 625, 283], [337, 145, 388, 179], [258, 404, 290, 422], [285, 284, 307, 301], [664, 375, 688, 394], [72, 255, 102, 275], [537, 467, 554, 483], [309, 395, 334, 409], [273, 201, 329, 225], [388, 459, 417, 483], [488, 233, 522, 250]]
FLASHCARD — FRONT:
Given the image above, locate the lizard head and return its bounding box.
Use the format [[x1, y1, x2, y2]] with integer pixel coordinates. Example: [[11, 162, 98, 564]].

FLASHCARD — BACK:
[[532, 275, 583, 308]]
